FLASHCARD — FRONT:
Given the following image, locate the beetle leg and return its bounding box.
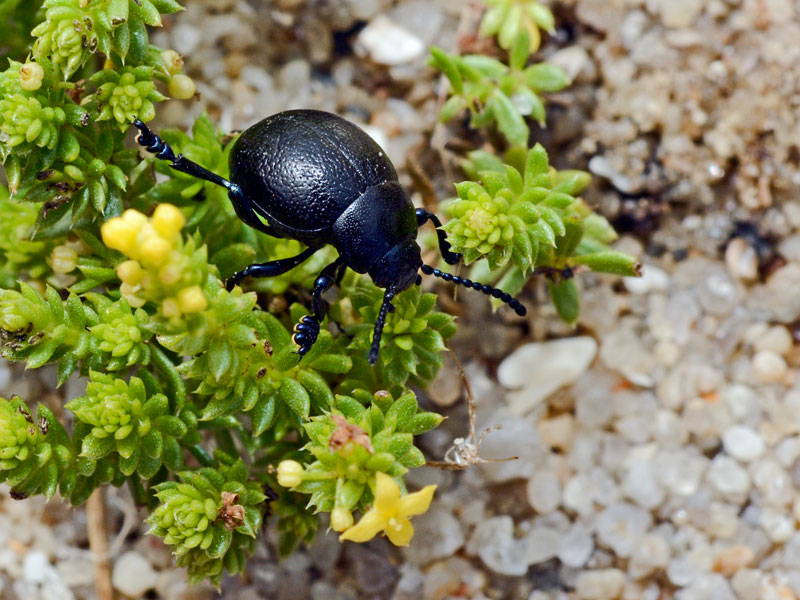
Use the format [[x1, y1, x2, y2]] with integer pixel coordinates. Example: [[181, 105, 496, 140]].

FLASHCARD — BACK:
[[132, 120, 283, 239], [226, 246, 318, 291], [132, 119, 232, 189], [293, 258, 345, 358], [415, 208, 462, 265]]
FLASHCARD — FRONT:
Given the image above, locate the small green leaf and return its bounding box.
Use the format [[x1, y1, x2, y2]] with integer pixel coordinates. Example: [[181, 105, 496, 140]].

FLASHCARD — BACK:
[[280, 378, 310, 419], [429, 47, 463, 95], [81, 435, 114, 459], [525, 63, 571, 92], [405, 412, 444, 435], [509, 30, 531, 71], [548, 279, 579, 325], [572, 251, 643, 277], [155, 415, 188, 438], [251, 396, 275, 436]]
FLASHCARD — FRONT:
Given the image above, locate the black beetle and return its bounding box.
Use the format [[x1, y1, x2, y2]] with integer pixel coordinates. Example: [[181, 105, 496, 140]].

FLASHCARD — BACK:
[[131, 110, 525, 364]]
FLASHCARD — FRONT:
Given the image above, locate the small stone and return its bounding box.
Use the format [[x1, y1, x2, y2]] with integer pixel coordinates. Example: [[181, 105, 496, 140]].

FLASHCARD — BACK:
[[557, 524, 594, 568], [112, 551, 158, 598], [355, 15, 425, 66], [527, 470, 562, 514], [731, 569, 763, 599], [752, 350, 788, 383], [595, 503, 652, 558], [722, 425, 765, 462], [675, 573, 737, 600], [622, 450, 665, 509], [548, 46, 594, 82], [725, 238, 758, 281], [708, 456, 751, 498], [524, 526, 561, 565], [759, 509, 794, 543], [575, 568, 625, 599], [402, 507, 464, 564], [498, 337, 598, 413], [624, 264, 670, 294], [629, 533, 670, 579], [537, 414, 576, 451], [466, 516, 528, 576], [753, 325, 793, 355], [713, 546, 755, 576], [22, 551, 48, 583]]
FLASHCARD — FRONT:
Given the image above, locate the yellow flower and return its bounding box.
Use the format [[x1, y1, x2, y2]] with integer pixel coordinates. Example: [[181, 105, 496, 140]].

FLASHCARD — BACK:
[[339, 472, 436, 547]]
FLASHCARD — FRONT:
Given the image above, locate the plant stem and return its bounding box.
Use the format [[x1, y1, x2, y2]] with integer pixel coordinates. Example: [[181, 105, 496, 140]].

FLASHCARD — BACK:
[[87, 487, 114, 600]]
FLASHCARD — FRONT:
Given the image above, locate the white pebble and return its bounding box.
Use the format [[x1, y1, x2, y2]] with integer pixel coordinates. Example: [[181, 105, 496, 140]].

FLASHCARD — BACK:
[[575, 568, 625, 599], [112, 551, 159, 598], [466, 516, 528, 576], [722, 425, 765, 462], [725, 238, 758, 281], [527, 470, 562, 514], [629, 533, 670, 579], [498, 337, 598, 413], [557, 524, 594, 568], [752, 350, 787, 383], [624, 264, 670, 294], [355, 15, 425, 66], [524, 526, 561, 565], [708, 456, 751, 497], [753, 325, 793, 355], [595, 503, 652, 558]]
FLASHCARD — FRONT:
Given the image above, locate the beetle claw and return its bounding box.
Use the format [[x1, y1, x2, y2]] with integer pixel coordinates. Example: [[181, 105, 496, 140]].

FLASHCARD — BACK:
[[292, 315, 320, 356]]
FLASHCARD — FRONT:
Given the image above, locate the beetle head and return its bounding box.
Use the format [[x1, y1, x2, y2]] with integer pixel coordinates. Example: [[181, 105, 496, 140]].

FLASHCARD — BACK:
[[368, 238, 422, 292]]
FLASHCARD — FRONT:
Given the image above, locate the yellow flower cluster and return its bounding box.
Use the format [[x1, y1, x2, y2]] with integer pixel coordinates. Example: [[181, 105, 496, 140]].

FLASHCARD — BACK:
[[101, 204, 207, 317]]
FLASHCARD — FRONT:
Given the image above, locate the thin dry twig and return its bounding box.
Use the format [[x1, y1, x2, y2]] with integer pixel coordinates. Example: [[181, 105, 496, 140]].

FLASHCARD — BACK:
[[427, 350, 518, 470], [86, 487, 114, 600]]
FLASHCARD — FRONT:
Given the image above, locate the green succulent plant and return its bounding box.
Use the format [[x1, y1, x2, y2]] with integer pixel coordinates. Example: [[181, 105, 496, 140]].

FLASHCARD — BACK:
[[338, 274, 456, 387], [148, 460, 266, 585], [430, 32, 570, 146], [66, 371, 191, 476]]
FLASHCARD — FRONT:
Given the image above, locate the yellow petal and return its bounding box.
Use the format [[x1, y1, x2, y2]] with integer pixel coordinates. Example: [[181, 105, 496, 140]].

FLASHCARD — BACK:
[[384, 516, 414, 547], [396, 484, 436, 518], [338, 508, 387, 543], [372, 472, 401, 513]]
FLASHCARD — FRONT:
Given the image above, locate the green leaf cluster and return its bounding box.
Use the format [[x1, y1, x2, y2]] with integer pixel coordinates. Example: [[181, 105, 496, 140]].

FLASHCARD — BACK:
[[66, 371, 193, 477], [295, 390, 443, 511], [480, 0, 554, 52], [430, 32, 570, 146], [148, 459, 266, 586], [337, 273, 456, 388], [452, 146, 640, 321]]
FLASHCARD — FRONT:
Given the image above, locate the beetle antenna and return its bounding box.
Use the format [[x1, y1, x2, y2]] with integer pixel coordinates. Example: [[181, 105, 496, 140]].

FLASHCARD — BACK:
[[369, 288, 395, 365], [420, 264, 526, 316]]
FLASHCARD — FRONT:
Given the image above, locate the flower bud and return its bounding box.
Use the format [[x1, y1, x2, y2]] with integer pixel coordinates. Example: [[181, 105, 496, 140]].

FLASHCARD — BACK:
[[276, 460, 304, 488], [50, 245, 78, 274], [168, 74, 196, 100], [330, 507, 354, 532]]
